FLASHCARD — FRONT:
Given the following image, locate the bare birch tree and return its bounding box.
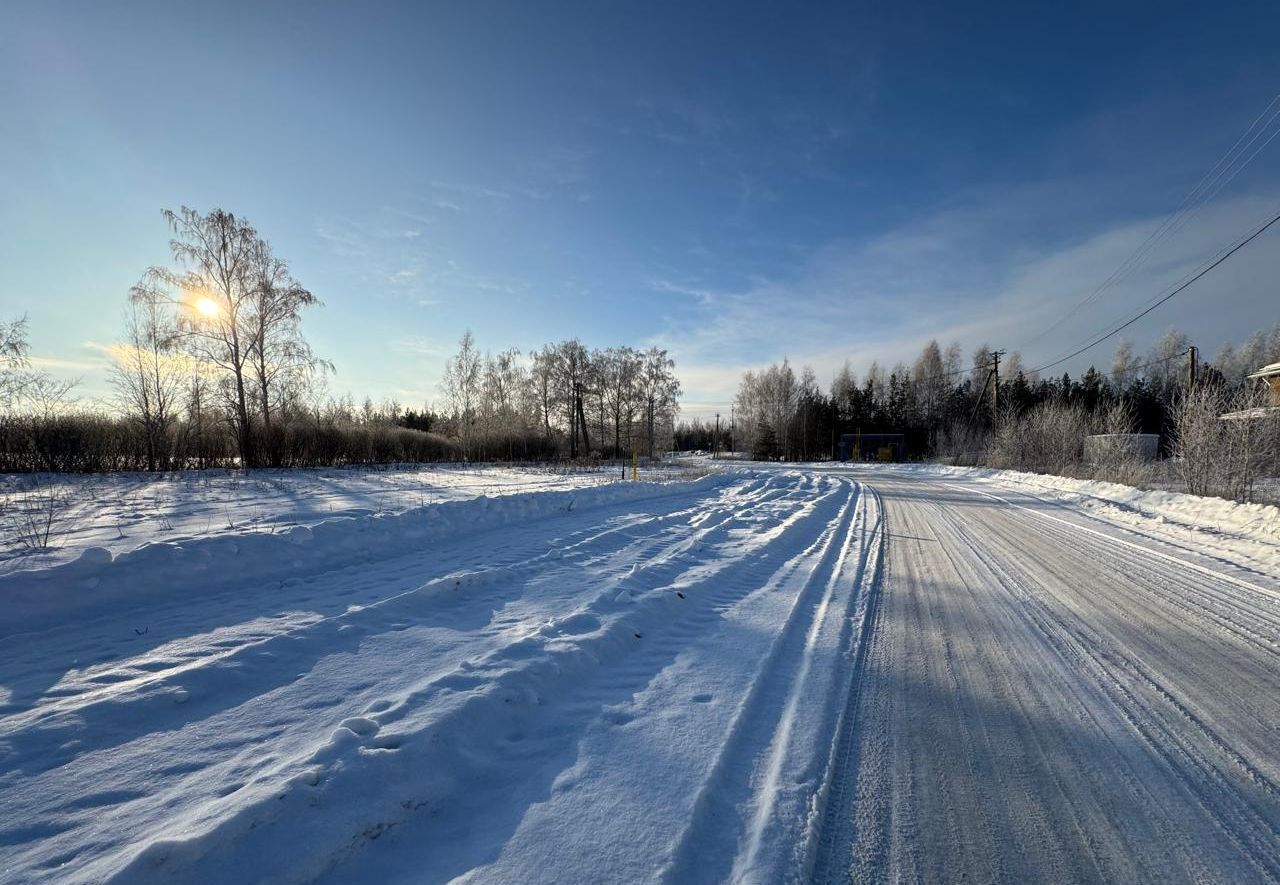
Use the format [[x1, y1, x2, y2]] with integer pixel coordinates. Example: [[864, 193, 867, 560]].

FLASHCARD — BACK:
[[0, 316, 31, 413], [136, 207, 323, 468], [443, 330, 482, 458], [247, 247, 324, 438], [638, 346, 680, 459], [111, 287, 184, 470], [599, 347, 641, 457]]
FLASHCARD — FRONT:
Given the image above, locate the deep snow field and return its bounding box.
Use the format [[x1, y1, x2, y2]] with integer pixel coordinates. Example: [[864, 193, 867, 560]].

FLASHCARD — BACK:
[[0, 463, 694, 574], [2, 461, 1279, 883], [1, 466, 883, 882]]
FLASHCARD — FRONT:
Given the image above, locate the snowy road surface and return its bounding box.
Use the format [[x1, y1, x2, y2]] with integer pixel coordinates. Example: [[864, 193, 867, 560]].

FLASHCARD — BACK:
[[2, 467, 1279, 883], [813, 470, 1280, 884]]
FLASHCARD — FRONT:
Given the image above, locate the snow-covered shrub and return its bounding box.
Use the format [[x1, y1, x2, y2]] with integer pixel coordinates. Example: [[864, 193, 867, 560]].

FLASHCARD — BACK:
[[933, 419, 989, 466], [988, 402, 1091, 476], [1175, 384, 1279, 502], [1088, 401, 1153, 487], [3, 479, 74, 550]]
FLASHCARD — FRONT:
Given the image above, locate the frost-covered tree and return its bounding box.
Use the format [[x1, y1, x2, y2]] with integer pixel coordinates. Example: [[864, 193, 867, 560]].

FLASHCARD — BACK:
[[479, 347, 527, 456], [598, 346, 641, 456], [529, 345, 560, 440], [1111, 339, 1138, 388], [246, 248, 325, 435], [554, 339, 593, 457], [443, 330, 482, 458], [0, 316, 31, 413], [913, 340, 946, 429], [1145, 327, 1192, 388], [111, 288, 185, 470], [637, 347, 680, 458], [135, 207, 324, 467]]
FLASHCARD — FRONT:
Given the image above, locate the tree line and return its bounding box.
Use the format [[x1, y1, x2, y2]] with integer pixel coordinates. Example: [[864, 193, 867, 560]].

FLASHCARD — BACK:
[[692, 327, 1280, 501], [438, 332, 681, 463], [1, 207, 682, 473]]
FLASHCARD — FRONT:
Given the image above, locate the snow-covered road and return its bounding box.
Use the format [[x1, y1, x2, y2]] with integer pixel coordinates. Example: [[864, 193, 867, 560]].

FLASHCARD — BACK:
[[814, 469, 1280, 884], [2, 466, 1279, 883]]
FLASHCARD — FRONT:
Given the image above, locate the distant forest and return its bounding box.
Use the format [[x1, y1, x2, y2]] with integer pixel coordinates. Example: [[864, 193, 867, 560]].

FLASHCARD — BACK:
[[674, 327, 1280, 464]]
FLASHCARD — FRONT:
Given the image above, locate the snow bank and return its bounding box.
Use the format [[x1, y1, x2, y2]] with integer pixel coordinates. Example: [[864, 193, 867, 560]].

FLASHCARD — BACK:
[[909, 463, 1279, 536], [895, 463, 1280, 573], [0, 463, 637, 572], [0, 474, 731, 637]]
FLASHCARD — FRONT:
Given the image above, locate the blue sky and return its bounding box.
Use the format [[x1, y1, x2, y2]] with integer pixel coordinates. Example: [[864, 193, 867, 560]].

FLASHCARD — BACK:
[[2, 0, 1279, 418]]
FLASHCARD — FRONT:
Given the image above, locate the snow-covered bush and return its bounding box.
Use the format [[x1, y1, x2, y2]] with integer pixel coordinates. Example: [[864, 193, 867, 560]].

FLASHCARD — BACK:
[[3, 479, 74, 550], [933, 419, 989, 467], [1175, 384, 1279, 502], [988, 402, 1091, 476], [1087, 401, 1153, 487]]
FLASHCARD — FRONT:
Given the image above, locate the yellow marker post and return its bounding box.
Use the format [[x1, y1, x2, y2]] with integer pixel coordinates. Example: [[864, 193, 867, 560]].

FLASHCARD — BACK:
[[632, 451, 638, 481]]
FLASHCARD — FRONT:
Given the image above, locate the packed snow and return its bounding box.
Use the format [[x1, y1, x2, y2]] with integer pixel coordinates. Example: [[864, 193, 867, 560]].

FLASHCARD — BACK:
[[2, 463, 1278, 883], [898, 462, 1280, 578]]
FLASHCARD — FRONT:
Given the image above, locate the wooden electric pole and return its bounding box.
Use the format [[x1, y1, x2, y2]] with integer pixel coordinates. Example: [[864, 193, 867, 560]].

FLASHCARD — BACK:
[[714, 412, 721, 459], [990, 350, 1005, 422], [1187, 346, 1198, 390]]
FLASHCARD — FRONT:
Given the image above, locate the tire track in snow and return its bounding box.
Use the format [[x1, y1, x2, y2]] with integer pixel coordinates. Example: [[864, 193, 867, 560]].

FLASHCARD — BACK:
[[99, 474, 852, 883], [658, 478, 862, 883], [0, 475, 788, 773], [4, 473, 801, 880], [659, 479, 886, 884]]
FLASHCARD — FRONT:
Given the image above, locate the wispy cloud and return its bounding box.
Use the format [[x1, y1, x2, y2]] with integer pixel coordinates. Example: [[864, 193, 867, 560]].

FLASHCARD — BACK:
[[429, 179, 511, 202], [28, 354, 109, 373], [392, 336, 447, 357], [657, 189, 1280, 410], [314, 220, 371, 259], [650, 279, 717, 306], [634, 95, 732, 146]]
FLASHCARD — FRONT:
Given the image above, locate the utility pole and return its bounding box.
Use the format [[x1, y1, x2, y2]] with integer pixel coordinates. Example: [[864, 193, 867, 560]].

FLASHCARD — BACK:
[[1187, 346, 1198, 390], [990, 350, 1005, 422], [714, 412, 721, 459], [968, 368, 995, 427], [729, 405, 735, 457]]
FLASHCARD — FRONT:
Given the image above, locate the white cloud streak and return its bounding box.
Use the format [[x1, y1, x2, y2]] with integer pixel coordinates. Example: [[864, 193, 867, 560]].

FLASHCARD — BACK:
[[660, 189, 1280, 414]]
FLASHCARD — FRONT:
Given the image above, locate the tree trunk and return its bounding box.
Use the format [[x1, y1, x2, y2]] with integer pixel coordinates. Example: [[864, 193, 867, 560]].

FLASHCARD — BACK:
[[647, 396, 655, 460], [234, 372, 254, 469], [576, 385, 590, 455]]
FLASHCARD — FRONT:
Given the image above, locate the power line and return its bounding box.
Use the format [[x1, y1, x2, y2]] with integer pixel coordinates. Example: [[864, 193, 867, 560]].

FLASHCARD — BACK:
[[1054, 347, 1192, 383], [1029, 208, 1280, 376], [880, 361, 994, 385], [1020, 93, 1280, 353]]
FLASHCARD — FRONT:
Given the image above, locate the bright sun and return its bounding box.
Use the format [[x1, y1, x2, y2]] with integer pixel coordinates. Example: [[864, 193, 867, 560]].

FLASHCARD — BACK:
[[195, 297, 220, 318]]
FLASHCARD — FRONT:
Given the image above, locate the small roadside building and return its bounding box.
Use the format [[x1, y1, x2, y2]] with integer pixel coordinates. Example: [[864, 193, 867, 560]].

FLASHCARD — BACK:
[[1247, 362, 1280, 406], [838, 432, 905, 462], [1221, 362, 1280, 422]]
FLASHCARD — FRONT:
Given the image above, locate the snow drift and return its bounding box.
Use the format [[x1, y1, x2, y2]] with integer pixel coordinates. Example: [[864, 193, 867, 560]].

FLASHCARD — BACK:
[[0, 474, 732, 637]]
